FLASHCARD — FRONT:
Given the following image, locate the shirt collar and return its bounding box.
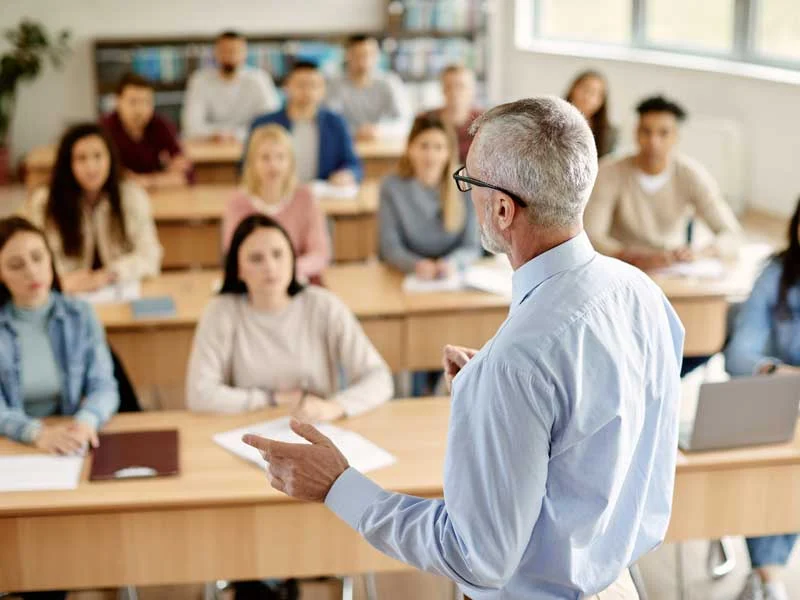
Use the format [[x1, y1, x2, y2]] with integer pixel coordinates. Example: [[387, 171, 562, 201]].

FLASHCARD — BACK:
[[510, 231, 596, 310]]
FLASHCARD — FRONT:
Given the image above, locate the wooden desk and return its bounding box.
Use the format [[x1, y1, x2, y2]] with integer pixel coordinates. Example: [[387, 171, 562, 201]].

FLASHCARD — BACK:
[[150, 182, 379, 268], [3, 399, 800, 592], [94, 260, 756, 407], [24, 137, 404, 189]]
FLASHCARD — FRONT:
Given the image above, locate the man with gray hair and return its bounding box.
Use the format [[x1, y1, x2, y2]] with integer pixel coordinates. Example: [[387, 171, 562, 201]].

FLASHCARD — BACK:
[[244, 97, 685, 599]]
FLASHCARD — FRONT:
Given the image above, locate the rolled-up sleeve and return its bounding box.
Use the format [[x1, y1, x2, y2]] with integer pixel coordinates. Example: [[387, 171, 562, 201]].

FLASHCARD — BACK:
[[325, 358, 552, 594]]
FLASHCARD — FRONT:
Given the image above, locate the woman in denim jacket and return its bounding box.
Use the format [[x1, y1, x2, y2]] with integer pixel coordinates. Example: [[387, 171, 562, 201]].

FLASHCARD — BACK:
[[726, 197, 800, 600], [0, 216, 119, 461]]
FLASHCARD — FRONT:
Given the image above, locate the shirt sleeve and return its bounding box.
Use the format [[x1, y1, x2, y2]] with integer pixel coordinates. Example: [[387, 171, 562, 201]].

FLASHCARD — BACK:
[[156, 115, 183, 158], [109, 184, 163, 281], [0, 394, 42, 445], [332, 114, 364, 182], [181, 72, 217, 139], [324, 293, 393, 417], [74, 303, 120, 430], [375, 74, 413, 139], [325, 358, 551, 594], [185, 298, 269, 413], [443, 194, 482, 269], [295, 193, 332, 280], [378, 180, 426, 273], [724, 261, 783, 376], [684, 160, 742, 258], [583, 161, 625, 256]]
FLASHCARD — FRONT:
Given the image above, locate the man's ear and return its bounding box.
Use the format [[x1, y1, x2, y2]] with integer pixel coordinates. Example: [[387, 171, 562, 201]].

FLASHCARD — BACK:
[[495, 193, 517, 231]]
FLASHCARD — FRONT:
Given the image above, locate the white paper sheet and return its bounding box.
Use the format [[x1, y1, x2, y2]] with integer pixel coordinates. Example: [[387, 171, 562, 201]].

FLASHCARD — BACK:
[[656, 259, 726, 279], [402, 272, 464, 293], [213, 416, 396, 474], [310, 180, 359, 200], [0, 455, 84, 492], [76, 280, 141, 305], [463, 263, 513, 298]]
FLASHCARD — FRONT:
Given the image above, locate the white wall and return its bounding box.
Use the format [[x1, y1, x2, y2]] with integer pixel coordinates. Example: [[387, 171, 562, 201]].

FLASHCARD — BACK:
[[2, 0, 385, 163], [493, 0, 800, 217]]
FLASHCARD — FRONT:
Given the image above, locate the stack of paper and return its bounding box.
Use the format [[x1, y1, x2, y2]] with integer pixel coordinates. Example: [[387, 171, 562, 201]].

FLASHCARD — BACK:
[[76, 280, 141, 305], [402, 272, 464, 293], [310, 180, 359, 200], [656, 259, 726, 279], [0, 455, 84, 492], [213, 417, 396, 474]]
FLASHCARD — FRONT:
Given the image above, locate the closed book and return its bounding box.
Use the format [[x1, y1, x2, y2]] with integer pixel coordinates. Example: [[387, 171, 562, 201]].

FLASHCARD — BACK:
[[90, 429, 180, 481]]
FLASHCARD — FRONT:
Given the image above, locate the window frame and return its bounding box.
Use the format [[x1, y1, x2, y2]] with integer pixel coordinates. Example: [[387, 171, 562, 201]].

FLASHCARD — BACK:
[[526, 0, 800, 72]]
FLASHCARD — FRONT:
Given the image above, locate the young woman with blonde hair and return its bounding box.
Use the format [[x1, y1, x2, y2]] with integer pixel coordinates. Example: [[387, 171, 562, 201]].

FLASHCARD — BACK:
[[222, 123, 331, 281]]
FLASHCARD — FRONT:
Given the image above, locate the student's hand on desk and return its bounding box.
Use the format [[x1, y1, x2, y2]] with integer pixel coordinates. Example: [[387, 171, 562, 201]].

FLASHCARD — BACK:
[[292, 396, 345, 423], [34, 422, 95, 455], [443, 344, 478, 392], [775, 365, 800, 376], [619, 250, 674, 271], [415, 259, 439, 280], [355, 124, 379, 141], [328, 170, 356, 187], [243, 419, 349, 502], [274, 389, 305, 406], [435, 259, 454, 277], [671, 247, 695, 263]]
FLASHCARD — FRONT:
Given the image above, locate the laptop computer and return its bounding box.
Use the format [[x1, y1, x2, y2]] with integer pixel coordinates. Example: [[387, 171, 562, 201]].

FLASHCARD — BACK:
[[679, 374, 800, 452]]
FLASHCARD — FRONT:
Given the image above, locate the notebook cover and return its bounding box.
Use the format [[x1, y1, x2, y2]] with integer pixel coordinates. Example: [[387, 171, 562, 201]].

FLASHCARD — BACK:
[[90, 429, 180, 481], [131, 296, 176, 319]]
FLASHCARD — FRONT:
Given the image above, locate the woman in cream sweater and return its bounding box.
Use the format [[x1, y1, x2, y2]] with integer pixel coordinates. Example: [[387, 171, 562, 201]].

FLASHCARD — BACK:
[[21, 123, 162, 293], [187, 213, 392, 423]]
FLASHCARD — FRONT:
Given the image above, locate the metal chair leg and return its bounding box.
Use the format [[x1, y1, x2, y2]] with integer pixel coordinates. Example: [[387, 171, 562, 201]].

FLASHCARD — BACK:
[[675, 543, 687, 600], [365, 572, 379, 600], [341, 575, 355, 600], [707, 537, 737, 579], [629, 564, 649, 600]]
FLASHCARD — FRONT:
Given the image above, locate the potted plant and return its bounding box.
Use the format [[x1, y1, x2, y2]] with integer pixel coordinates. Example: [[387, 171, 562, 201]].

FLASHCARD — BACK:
[[0, 20, 70, 184]]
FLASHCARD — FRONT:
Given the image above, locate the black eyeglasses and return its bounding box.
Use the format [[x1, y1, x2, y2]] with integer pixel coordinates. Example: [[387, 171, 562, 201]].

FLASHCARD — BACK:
[[452, 166, 527, 207]]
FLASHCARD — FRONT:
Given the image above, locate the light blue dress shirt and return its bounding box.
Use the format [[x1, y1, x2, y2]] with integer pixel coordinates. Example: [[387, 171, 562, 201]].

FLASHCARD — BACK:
[[326, 232, 685, 599], [724, 259, 800, 376]]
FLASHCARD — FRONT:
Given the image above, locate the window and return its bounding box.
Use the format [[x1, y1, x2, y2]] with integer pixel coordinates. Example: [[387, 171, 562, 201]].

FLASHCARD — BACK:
[[754, 0, 800, 62], [538, 0, 631, 45], [645, 0, 735, 53], [528, 0, 800, 70]]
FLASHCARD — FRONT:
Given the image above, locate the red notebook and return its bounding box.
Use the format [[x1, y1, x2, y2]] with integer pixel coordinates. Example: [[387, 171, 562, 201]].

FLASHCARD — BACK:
[[90, 430, 180, 481]]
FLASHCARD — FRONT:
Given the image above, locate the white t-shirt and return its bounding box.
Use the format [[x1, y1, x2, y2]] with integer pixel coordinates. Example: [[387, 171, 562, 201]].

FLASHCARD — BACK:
[[181, 66, 280, 140], [636, 167, 673, 195]]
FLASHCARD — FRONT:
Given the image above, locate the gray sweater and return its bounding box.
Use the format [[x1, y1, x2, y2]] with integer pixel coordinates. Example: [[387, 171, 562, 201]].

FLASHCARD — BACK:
[[378, 175, 481, 273]]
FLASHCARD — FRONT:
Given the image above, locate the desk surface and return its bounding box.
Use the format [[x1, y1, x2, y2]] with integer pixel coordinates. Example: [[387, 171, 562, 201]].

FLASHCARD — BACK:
[[150, 180, 379, 221], [0, 398, 449, 517], [25, 137, 406, 171], [2, 398, 799, 519]]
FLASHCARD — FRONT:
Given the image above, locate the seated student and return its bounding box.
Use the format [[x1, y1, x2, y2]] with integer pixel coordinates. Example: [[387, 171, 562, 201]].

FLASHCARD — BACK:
[[101, 72, 191, 190], [182, 30, 280, 141], [419, 64, 483, 163], [565, 70, 618, 158], [326, 34, 411, 141], [379, 114, 480, 278], [222, 124, 330, 281], [0, 217, 119, 600], [21, 123, 162, 294], [585, 95, 742, 272], [187, 214, 392, 422], [246, 61, 362, 186], [725, 197, 800, 600]]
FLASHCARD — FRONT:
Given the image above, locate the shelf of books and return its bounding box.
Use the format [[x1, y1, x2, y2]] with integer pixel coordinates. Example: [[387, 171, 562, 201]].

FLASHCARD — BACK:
[[91, 1, 489, 129]]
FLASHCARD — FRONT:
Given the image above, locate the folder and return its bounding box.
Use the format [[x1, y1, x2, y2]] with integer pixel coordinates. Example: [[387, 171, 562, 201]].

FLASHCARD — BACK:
[[90, 430, 180, 481]]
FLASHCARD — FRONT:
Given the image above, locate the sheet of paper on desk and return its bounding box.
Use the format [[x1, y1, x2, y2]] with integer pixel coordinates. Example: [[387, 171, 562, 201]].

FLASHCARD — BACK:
[[402, 272, 464, 293], [76, 280, 141, 305], [463, 263, 513, 298], [0, 455, 84, 492], [310, 180, 359, 200], [656, 259, 726, 279], [213, 416, 396, 474]]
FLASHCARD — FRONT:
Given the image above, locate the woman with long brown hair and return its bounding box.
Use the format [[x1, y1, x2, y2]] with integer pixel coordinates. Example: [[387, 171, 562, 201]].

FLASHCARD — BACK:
[[21, 122, 162, 293], [725, 197, 800, 600], [565, 70, 618, 158], [379, 114, 480, 280]]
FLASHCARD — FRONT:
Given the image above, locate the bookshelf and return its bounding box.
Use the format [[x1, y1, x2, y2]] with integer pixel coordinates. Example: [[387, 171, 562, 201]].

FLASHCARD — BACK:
[[91, 1, 490, 129]]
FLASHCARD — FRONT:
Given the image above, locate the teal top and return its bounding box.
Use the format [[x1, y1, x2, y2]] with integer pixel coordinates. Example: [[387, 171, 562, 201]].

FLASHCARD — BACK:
[[10, 296, 62, 419]]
